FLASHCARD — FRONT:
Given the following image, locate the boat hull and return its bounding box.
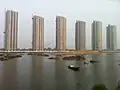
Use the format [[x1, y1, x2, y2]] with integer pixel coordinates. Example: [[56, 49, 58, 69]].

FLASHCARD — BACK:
[[68, 65, 80, 71]]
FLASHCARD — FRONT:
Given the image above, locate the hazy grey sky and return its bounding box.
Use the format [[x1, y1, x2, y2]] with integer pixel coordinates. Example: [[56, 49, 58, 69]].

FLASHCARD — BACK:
[[0, 0, 120, 49]]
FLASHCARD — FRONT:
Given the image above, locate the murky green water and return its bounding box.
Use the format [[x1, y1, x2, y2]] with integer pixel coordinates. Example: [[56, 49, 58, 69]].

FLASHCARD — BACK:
[[0, 54, 120, 90]]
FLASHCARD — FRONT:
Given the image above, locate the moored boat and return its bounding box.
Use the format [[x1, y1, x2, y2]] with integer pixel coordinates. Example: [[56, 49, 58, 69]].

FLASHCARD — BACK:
[[68, 65, 80, 71]]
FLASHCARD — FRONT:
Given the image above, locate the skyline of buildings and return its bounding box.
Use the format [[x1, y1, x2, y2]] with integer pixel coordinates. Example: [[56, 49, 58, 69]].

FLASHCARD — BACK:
[[106, 25, 117, 50], [32, 15, 44, 51], [75, 21, 86, 50], [4, 10, 18, 51], [3, 10, 117, 50]]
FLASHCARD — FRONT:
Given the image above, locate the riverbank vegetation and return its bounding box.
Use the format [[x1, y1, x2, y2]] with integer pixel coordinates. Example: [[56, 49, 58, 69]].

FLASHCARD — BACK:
[[91, 81, 120, 90]]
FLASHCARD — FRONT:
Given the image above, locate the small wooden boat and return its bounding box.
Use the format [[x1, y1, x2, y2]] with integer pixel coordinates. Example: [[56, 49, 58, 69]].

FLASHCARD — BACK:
[[90, 60, 99, 63], [37, 54, 49, 57], [0, 57, 8, 61], [27, 53, 34, 55], [84, 62, 89, 64], [48, 57, 56, 59], [68, 65, 80, 71]]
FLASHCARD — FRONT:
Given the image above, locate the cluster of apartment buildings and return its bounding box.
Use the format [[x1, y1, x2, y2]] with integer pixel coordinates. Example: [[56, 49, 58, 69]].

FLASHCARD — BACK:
[[3, 10, 117, 51]]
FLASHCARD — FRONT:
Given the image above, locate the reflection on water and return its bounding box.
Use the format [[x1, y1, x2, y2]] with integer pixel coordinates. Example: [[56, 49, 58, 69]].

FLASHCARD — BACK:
[[0, 59, 18, 90], [17, 55, 32, 90], [104, 54, 118, 90], [0, 61, 4, 88], [0, 54, 120, 90], [91, 54, 118, 90], [30, 56, 44, 90], [91, 55, 103, 84], [55, 60, 68, 90]]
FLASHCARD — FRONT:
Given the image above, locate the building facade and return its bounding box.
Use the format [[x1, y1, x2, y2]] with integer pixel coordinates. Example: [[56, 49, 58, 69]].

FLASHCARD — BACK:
[[4, 10, 18, 51], [56, 16, 66, 51], [92, 21, 102, 50], [32, 15, 44, 51], [75, 21, 86, 50], [106, 25, 117, 50]]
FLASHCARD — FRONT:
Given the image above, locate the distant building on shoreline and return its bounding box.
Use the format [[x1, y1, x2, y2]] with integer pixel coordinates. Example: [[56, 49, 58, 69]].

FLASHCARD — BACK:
[[106, 24, 117, 50], [92, 21, 102, 50], [4, 10, 18, 51], [75, 21, 86, 50], [32, 15, 44, 51], [56, 16, 67, 51]]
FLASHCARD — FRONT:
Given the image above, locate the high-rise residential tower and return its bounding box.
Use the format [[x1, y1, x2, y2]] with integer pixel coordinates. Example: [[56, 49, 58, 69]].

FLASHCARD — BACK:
[[56, 16, 66, 51], [106, 25, 117, 50], [32, 15, 44, 51], [75, 21, 86, 50], [92, 21, 102, 50], [4, 10, 18, 51]]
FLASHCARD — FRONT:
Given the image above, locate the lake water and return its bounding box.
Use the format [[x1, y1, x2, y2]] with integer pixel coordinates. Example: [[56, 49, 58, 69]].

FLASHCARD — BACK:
[[0, 54, 120, 90]]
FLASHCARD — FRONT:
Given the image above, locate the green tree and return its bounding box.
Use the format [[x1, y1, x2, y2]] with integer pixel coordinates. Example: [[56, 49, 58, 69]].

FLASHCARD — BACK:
[[91, 84, 108, 90], [116, 81, 120, 90]]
